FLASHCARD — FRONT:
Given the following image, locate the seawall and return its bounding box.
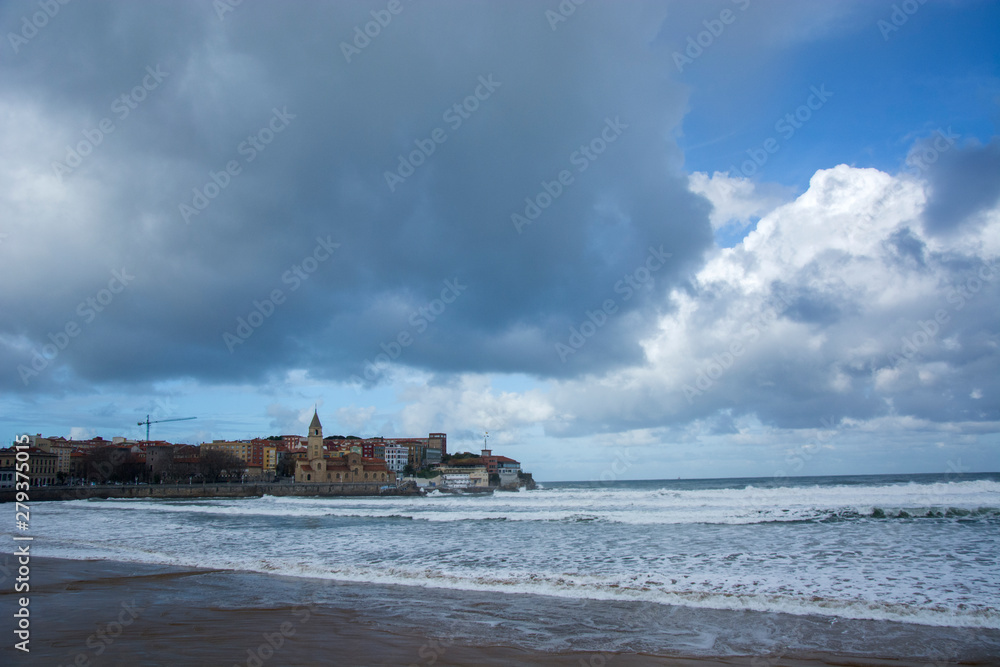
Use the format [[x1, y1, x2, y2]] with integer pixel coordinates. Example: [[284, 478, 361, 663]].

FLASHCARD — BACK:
[[0, 482, 419, 503]]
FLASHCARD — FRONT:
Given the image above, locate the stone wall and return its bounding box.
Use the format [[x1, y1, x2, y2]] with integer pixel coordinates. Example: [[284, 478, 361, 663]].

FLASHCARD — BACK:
[[0, 481, 419, 503]]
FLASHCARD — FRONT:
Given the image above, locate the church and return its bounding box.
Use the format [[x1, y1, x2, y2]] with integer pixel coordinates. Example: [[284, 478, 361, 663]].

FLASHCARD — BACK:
[[294, 410, 395, 485]]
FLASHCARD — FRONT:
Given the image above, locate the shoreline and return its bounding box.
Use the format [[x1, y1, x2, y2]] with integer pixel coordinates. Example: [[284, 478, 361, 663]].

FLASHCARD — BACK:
[[4, 557, 996, 666]]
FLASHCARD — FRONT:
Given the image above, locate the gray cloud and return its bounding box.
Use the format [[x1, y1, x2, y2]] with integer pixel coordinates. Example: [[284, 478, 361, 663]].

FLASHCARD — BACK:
[[922, 138, 1000, 235], [0, 0, 713, 392]]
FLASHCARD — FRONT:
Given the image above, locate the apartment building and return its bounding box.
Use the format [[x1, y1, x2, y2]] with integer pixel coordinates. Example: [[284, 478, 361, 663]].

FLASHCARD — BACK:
[[200, 439, 279, 477], [383, 445, 409, 474], [0, 446, 58, 486]]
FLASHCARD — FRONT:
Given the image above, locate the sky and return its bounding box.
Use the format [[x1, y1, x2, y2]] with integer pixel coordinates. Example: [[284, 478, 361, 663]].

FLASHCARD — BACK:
[[1, 0, 998, 481]]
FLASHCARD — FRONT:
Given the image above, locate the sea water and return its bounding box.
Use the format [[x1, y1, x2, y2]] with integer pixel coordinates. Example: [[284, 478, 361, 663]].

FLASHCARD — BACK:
[[18, 473, 1000, 658]]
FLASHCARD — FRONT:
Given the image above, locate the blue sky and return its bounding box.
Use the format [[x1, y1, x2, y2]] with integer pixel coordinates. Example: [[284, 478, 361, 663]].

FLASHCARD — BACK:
[[1, 0, 998, 481], [677, 0, 1000, 187]]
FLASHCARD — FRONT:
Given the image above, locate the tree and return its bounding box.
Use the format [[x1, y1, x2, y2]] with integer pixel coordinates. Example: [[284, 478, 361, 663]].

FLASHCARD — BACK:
[[403, 464, 416, 477], [276, 455, 297, 478], [84, 446, 137, 484], [198, 449, 246, 482]]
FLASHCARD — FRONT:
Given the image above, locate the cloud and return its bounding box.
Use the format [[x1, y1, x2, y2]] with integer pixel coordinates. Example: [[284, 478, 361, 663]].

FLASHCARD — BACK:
[[265, 403, 312, 435], [921, 137, 1000, 235], [361, 152, 999, 451], [0, 0, 713, 393], [335, 405, 376, 435], [369, 374, 557, 445], [688, 171, 792, 229], [68, 426, 95, 441], [542, 162, 999, 436]]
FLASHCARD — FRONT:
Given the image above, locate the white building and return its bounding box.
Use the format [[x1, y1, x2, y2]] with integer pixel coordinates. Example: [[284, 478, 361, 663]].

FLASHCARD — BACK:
[[437, 464, 489, 489], [383, 445, 408, 474]]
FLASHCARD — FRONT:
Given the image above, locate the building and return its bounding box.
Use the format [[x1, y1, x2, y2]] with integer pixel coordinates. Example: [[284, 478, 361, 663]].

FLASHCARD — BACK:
[[403, 441, 426, 470], [376, 434, 447, 469], [425, 446, 442, 466], [29, 435, 74, 477], [280, 434, 306, 449], [294, 411, 395, 485], [479, 447, 522, 486], [428, 432, 447, 457], [199, 439, 278, 479], [435, 460, 489, 489], [201, 440, 254, 462], [361, 438, 386, 460], [337, 439, 363, 456], [145, 444, 175, 478], [492, 457, 521, 485], [383, 445, 408, 474], [0, 447, 58, 486], [262, 444, 278, 476]]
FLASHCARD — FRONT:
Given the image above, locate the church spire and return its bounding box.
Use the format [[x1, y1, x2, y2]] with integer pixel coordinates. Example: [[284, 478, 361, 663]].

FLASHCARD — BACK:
[[307, 409, 323, 461]]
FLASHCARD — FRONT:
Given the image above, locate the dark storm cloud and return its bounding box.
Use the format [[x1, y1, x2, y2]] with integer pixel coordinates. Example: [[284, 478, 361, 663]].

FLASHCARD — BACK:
[[0, 0, 713, 392], [922, 138, 1000, 235]]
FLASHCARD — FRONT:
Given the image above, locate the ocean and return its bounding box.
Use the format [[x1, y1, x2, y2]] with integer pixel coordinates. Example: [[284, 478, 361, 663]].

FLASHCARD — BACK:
[[17, 473, 1000, 661]]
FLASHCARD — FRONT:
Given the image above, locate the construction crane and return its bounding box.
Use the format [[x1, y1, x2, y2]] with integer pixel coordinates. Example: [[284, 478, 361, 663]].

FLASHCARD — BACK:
[[138, 415, 196, 442]]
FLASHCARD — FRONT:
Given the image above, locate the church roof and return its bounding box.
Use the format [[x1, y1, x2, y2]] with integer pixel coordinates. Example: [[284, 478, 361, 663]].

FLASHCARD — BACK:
[[309, 410, 322, 430]]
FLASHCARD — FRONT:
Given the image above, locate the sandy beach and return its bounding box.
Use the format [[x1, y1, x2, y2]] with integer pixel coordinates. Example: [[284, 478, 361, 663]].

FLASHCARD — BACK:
[[2, 557, 995, 666]]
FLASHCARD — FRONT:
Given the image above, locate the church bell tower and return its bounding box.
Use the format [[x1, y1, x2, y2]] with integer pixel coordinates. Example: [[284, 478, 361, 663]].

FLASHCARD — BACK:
[[307, 410, 323, 461]]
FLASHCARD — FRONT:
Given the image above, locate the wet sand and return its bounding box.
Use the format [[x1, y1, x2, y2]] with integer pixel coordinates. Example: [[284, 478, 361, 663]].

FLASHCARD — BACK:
[[1, 557, 994, 666]]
